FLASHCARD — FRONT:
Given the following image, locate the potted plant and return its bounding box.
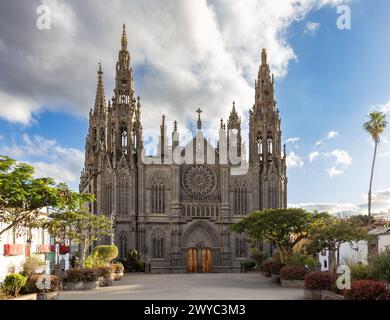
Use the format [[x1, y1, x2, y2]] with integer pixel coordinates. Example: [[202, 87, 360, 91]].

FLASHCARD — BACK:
[[96, 266, 115, 287], [25, 274, 61, 300], [63, 268, 99, 290], [111, 263, 125, 280], [279, 266, 307, 288]]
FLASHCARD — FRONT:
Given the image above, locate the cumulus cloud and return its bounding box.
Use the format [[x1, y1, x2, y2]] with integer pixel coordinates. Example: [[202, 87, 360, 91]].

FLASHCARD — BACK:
[[0, 0, 351, 133], [304, 21, 321, 35], [286, 151, 304, 169], [372, 100, 390, 114], [0, 134, 83, 188], [308, 148, 352, 177], [289, 202, 360, 215], [327, 166, 343, 177]]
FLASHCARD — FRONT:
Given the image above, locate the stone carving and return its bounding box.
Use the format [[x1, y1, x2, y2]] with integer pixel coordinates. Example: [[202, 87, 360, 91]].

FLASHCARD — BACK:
[[182, 165, 216, 196]]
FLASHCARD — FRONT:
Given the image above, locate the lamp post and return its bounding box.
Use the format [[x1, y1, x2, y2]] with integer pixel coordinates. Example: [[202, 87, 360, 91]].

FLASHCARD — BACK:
[[110, 214, 116, 245]]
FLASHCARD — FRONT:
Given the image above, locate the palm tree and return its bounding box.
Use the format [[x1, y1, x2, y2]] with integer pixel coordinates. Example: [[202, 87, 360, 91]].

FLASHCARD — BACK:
[[363, 111, 387, 224]]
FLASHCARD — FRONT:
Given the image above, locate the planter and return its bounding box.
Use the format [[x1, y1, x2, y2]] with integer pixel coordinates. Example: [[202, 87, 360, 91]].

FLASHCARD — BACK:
[[99, 275, 114, 287], [63, 280, 99, 290], [271, 274, 280, 284], [37, 291, 59, 300], [321, 290, 344, 300], [281, 279, 305, 289], [303, 288, 322, 300], [113, 272, 124, 281]]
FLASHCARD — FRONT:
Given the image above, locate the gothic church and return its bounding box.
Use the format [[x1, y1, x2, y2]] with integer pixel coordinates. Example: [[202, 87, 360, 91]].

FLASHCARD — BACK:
[[80, 25, 287, 273]]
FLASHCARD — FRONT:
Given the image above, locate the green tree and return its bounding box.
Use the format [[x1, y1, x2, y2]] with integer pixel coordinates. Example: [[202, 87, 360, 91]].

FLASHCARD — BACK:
[[230, 208, 320, 264], [44, 185, 112, 267], [0, 155, 59, 236], [363, 111, 387, 224], [306, 213, 368, 272]]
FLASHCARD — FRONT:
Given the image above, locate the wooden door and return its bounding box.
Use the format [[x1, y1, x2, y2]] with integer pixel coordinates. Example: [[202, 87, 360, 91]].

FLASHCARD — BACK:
[[187, 248, 198, 273], [201, 248, 212, 273]]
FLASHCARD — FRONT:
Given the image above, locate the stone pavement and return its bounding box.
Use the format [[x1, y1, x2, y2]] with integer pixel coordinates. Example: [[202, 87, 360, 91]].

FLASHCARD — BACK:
[[59, 272, 303, 300]]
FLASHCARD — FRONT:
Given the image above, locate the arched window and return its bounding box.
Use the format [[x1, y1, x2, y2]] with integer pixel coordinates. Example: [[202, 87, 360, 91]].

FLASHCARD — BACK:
[[111, 125, 116, 147], [121, 125, 128, 154], [119, 232, 128, 258], [267, 136, 273, 155], [118, 174, 129, 216], [151, 172, 165, 214], [152, 229, 164, 259], [235, 237, 247, 258], [99, 128, 105, 145], [268, 176, 278, 209], [234, 178, 247, 215], [257, 135, 263, 161]]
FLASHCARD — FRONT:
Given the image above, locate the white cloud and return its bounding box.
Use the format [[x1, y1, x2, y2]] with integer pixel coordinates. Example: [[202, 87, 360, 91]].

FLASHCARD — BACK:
[[330, 149, 352, 166], [289, 202, 360, 215], [285, 137, 300, 144], [315, 130, 339, 146], [0, 134, 83, 188], [372, 100, 390, 114], [327, 166, 343, 177], [0, 0, 352, 128], [309, 151, 321, 163], [304, 22, 320, 35], [286, 151, 304, 169]]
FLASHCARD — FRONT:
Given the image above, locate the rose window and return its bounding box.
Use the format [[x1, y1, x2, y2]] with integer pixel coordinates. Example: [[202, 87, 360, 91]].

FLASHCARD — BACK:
[[182, 165, 216, 196]]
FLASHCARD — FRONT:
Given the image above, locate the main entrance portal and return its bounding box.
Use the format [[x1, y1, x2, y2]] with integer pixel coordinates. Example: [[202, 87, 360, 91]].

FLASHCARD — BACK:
[[187, 247, 212, 273]]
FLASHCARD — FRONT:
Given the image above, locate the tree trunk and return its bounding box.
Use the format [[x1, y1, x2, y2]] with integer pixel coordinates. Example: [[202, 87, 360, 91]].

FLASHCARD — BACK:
[[328, 249, 337, 274], [79, 239, 87, 268], [368, 141, 378, 225]]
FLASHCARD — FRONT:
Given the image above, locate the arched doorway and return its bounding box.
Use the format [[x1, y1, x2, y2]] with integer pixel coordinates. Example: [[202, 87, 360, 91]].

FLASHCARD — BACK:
[[184, 225, 215, 273], [187, 246, 212, 273]]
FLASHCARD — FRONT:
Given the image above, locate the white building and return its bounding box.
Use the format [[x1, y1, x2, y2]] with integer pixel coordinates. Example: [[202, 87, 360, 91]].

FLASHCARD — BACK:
[[0, 208, 71, 282], [319, 226, 390, 270]]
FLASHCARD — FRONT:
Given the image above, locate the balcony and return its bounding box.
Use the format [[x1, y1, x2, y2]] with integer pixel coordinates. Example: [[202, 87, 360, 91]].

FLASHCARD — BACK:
[[4, 244, 24, 256]]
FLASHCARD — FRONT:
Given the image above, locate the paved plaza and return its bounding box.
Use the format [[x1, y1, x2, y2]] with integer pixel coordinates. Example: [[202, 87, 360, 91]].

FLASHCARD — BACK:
[[59, 272, 303, 300]]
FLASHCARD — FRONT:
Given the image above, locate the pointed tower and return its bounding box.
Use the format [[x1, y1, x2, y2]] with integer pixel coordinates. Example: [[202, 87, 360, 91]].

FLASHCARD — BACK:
[[249, 49, 287, 209], [113, 24, 134, 105], [227, 101, 242, 159]]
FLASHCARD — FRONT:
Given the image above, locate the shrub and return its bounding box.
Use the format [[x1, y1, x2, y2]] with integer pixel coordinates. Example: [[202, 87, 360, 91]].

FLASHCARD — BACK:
[[280, 266, 308, 280], [20, 255, 45, 278], [64, 268, 99, 282], [92, 245, 119, 266], [368, 248, 390, 282], [286, 253, 317, 270], [250, 250, 269, 268], [241, 261, 256, 271], [25, 274, 61, 293], [3, 274, 27, 296], [344, 280, 387, 300], [376, 291, 390, 300], [304, 271, 336, 291], [112, 263, 124, 274], [96, 266, 114, 279], [350, 264, 372, 281]]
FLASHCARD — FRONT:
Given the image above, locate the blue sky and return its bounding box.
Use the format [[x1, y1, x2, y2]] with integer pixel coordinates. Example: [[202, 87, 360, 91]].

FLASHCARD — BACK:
[[0, 0, 389, 214]]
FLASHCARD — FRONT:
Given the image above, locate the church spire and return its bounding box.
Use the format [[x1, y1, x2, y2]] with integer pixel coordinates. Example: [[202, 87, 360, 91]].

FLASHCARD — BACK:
[[196, 108, 202, 130], [94, 62, 106, 114], [114, 23, 134, 105], [254, 48, 275, 111]]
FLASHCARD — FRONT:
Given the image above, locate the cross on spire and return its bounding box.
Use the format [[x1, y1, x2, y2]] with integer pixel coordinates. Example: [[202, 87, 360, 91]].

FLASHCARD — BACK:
[[196, 108, 202, 129]]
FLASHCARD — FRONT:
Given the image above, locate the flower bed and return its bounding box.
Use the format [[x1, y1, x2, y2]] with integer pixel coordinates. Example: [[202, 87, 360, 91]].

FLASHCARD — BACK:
[[63, 269, 100, 290]]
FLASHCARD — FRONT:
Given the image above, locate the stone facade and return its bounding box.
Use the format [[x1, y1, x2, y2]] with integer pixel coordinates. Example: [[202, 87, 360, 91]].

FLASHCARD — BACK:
[[80, 25, 287, 273]]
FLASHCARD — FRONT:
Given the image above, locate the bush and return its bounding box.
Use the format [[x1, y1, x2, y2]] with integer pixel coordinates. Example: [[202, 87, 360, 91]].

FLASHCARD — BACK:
[[262, 258, 284, 275], [350, 264, 372, 281], [25, 274, 61, 293], [368, 248, 390, 282], [376, 291, 390, 300], [64, 268, 99, 282], [344, 280, 387, 300], [304, 271, 336, 291], [20, 255, 45, 278], [241, 261, 256, 271], [96, 266, 114, 279], [250, 250, 269, 268], [92, 245, 119, 266], [3, 274, 27, 296], [280, 266, 308, 280], [112, 263, 124, 274], [286, 253, 317, 270]]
